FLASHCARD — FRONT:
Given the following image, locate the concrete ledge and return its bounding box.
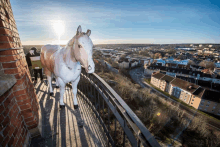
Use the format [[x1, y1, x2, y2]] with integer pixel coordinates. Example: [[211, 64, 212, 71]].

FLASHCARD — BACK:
[[0, 73, 17, 96]]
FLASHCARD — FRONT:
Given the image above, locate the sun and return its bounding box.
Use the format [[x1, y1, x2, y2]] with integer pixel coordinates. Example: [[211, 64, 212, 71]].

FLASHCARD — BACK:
[[53, 20, 65, 37]]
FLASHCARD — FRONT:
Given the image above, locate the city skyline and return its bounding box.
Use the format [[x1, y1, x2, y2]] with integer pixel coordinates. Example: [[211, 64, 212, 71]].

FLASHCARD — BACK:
[[11, 0, 220, 45]]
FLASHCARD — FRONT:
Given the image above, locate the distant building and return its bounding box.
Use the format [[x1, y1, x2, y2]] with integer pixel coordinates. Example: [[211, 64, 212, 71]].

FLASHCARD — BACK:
[[175, 48, 196, 51], [150, 73, 220, 116]]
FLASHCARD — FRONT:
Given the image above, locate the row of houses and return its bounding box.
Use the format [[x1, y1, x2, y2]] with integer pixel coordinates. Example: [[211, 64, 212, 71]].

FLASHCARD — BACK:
[[151, 72, 220, 116], [147, 65, 220, 83]]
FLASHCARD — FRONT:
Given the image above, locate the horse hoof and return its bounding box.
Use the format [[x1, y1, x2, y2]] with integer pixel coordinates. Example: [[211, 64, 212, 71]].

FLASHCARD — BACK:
[[56, 86, 59, 88], [74, 105, 78, 109], [60, 105, 65, 108], [50, 93, 53, 96]]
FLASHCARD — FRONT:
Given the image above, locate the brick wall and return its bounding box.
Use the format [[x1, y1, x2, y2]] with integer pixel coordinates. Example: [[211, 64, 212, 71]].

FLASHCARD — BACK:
[[0, 0, 39, 146]]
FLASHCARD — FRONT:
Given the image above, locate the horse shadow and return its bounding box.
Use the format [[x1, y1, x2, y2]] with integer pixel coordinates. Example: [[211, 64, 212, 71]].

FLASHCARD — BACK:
[[31, 80, 105, 147]]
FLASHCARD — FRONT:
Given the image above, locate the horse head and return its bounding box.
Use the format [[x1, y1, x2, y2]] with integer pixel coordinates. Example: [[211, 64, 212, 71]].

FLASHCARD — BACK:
[[67, 25, 95, 73]]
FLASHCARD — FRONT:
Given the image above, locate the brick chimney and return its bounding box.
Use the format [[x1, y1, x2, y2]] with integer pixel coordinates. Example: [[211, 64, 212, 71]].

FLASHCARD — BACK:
[[0, 0, 40, 146]]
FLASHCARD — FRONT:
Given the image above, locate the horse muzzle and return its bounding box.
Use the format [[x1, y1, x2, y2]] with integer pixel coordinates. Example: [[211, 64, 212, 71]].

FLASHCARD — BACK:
[[86, 65, 95, 73]]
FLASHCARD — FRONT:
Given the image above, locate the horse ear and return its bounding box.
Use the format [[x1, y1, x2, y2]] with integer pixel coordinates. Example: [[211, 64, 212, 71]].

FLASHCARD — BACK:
[[76, 25, 82, 35], [86, 29, 91, 36]]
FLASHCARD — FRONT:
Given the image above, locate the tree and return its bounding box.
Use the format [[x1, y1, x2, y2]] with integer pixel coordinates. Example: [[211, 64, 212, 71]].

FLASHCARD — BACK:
[[199, 61, 215, 69], [187, 60, 196, 66]]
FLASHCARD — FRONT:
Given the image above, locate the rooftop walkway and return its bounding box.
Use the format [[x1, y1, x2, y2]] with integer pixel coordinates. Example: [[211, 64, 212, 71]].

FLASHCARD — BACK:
[[30, 79, 107, 147]]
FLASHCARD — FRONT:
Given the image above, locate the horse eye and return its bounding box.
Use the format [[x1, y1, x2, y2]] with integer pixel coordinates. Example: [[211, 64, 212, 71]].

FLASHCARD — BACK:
[[78, 45, 82, 48]]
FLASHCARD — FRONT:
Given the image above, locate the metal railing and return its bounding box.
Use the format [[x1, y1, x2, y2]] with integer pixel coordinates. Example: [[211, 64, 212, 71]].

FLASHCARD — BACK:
[[77, 67, 160, 147]]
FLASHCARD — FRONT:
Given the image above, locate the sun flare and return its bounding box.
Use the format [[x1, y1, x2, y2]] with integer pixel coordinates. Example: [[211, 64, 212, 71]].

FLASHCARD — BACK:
[[53, 20, 65, 37]]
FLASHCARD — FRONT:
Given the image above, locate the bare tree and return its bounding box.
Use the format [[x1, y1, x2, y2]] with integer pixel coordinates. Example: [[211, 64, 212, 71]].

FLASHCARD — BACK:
[[199, 60, 215, 69]]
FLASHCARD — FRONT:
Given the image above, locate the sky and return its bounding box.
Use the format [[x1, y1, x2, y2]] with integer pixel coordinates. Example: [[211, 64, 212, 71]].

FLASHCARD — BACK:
[[11, 0, 220, 45]]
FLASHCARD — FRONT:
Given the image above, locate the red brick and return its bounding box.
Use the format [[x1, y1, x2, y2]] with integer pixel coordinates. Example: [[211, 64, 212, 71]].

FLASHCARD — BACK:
[[2, 135, 9, 147], [12, 83, 26, 93], [0, 114, 4, 124], [0, 49, 17, 55], [0, 103, 5, 112], [2, 60, 20, 68], [2, 116, 9, 127], [0, 95, 5, 103], [4, 67, 21, 74], [24, 116, 34, 123], [2, 89, 13, 99], [3, 124, 10, 136], [13, 89, 27, 97], [0, 35, 13, 42], [26, 120, 37, 126], [17, 98, 31, 106], [0, 42, 15, 49], [14, 70, 26, 79], [13, 136, 18, 146], [21, 109, 33, 118], [8, 125, 15, 136], [0, 55, 17, 62], [11, 115, 18, 127], [12, 108, 19, 119], [15, 94, 26, 101], [11, 103, 17, 112], [0, 134, 3, 144], [3, 93, 14, 108], [28, 123, 38, 130], [17, 128, 22, 138], [2, 106, 9, 116], [20, 103, 31, 111], [8, 136, 14, 146], [0, 27, 12, 36], [17, 136, 22, 147], [15, 75, 26, 85], [13, 128, 18, 136]]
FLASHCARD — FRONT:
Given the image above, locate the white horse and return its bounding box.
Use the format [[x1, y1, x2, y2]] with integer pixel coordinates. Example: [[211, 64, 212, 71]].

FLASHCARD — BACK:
[[41, 25, 95, 109]]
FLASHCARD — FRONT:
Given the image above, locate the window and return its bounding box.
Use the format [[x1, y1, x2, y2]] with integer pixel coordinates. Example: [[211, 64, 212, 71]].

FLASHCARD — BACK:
[[191, 103, 193, 105], [206, 105, 209, 107], [184, 99, 186, 101], [192, 99, 194, 101], [213, 106, 216, 109], [207, 101, 210, 104], [201, 103, 204, 106], [193, 96, 195, 98], [204, 108, 207, 111]]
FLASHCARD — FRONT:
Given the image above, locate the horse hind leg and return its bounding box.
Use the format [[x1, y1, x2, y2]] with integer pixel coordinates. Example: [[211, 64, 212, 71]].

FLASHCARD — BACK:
[[44, 68, 54, 96]]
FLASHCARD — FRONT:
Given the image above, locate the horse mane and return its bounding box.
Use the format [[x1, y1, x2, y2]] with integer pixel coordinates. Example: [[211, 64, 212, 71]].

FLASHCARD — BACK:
[[65, 37, 75, 48], [63, 37, 77, 65]]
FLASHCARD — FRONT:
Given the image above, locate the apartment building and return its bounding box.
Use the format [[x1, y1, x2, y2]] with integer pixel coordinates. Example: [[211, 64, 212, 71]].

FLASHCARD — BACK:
[[170, 78, 200, 104], [151, 72, 165, 88], [197, 89, 220, 115], [159, 75, 175, 92], [150, 72, 220, 116]]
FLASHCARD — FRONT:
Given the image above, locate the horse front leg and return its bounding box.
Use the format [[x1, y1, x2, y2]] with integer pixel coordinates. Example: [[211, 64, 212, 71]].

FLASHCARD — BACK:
[[57, 77, 65, 108], [71, 76, 80, 109], [55, 79, 59, 88]]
